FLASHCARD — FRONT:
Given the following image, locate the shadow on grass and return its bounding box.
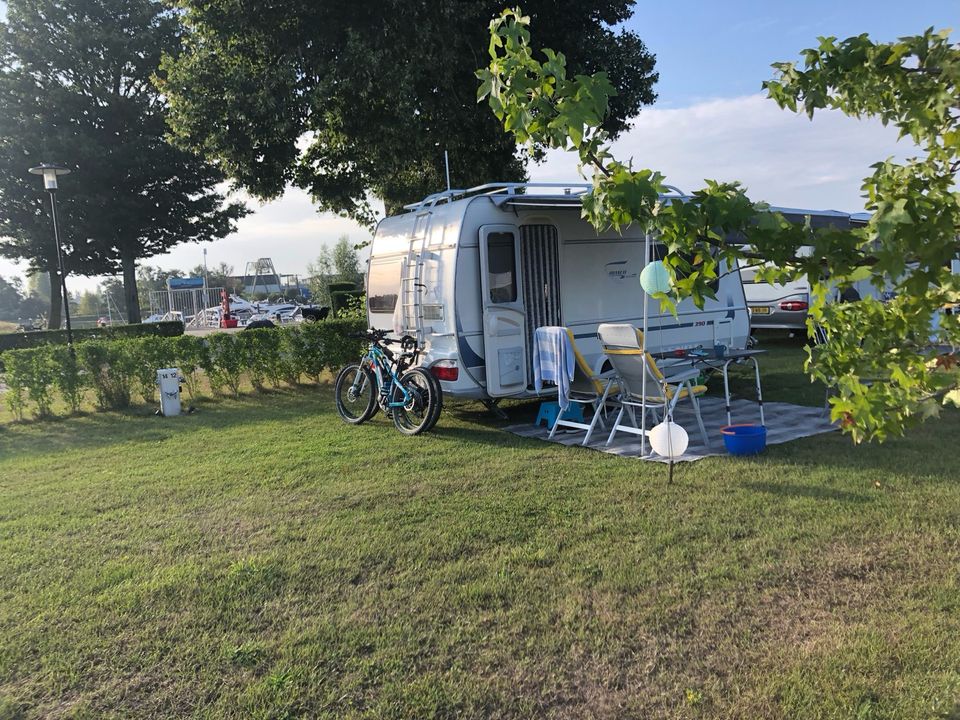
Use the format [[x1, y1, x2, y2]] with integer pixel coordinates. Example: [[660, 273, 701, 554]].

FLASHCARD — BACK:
[[5, 378, 959, 486], [757, 410, 960, 480], [740, 480, 872, 504], [0, 387, 332, 461], [426, 423, 532, 449]]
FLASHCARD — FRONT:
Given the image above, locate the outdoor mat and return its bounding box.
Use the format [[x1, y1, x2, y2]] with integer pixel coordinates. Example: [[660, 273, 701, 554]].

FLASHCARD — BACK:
[[503, 396, 837, 462]]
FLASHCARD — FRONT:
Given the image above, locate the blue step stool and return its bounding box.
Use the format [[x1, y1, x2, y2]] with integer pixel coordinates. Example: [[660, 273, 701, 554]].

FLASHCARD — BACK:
[[535, 401, 585, 428]]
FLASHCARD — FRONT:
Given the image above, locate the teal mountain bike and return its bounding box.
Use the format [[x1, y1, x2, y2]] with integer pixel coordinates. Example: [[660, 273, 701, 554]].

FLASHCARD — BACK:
[[335, 329, 442, 435]]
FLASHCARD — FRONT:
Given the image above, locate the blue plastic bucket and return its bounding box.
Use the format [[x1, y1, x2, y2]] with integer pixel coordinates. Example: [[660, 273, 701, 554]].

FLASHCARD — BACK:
[[720, 424, 767, 456]]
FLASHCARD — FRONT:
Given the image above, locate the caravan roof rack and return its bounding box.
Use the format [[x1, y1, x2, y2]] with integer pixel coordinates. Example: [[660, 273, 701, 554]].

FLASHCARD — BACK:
[[401, 181, 687, 213], [402, 182, 591, 212]]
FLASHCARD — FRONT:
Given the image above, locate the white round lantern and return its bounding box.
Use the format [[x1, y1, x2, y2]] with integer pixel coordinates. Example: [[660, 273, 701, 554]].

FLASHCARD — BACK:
[[649, 420, 689, 459], [640, 260, 671, 295]]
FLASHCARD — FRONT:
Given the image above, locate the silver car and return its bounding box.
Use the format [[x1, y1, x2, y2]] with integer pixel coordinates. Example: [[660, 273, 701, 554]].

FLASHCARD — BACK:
[[739, 261, 811, 330]]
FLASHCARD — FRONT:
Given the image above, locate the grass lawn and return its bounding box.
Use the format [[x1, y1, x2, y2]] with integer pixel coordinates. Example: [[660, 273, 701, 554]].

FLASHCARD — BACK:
[[1, 339, 958, 719]]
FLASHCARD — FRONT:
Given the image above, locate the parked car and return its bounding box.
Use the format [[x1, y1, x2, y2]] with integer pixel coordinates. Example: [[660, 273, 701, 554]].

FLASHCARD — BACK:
[[738, 261, 812, 331], [295, 306, 329, 323]]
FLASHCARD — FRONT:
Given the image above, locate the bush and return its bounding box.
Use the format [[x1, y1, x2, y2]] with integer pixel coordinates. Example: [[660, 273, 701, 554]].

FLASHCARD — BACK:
[[2, 345, 84, 418], [295, 323, 329, 383], [50, 346, 84, 414], [2, 354, 27, 420], [172, 335, 208, 399], [1, 317, 369, 422], [278, 329, 305, 385], [0, 320, 184, 355], [295, 318, 367, 382], [330, 290, 365, 318], [240, 329, 277, 391], [3, 349, 55, 419], [78, 340, 138, 410], [131, 336, 179, 403], [205, 333, 244, 396], [326, 281, 358, 294]]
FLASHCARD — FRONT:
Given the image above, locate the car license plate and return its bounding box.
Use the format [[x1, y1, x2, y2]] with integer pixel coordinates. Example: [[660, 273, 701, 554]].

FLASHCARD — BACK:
[[749, 306, 771, 315]]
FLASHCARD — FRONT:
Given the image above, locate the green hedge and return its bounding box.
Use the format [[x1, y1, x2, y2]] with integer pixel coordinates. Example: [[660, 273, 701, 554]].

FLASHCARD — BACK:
[[2, 318, 366, 420], [330, 290, 365, 317], [0, 321, 184, 354]]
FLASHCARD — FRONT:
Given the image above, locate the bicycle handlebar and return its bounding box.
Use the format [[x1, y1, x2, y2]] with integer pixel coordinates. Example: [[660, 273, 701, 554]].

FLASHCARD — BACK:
[[350, 328, 395, 344]]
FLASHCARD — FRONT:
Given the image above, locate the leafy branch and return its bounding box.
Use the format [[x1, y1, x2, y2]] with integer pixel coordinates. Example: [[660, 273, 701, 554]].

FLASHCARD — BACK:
[[479, 8, 960, 442]]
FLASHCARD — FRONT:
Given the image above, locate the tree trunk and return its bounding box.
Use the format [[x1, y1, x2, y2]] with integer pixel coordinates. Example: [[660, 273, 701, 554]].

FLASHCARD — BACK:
[[47, 268, 62, 329], [121, 253, 142, 323]]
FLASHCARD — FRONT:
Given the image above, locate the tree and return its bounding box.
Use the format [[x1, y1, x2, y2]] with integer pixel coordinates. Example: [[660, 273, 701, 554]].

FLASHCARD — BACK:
[[136, 265, 185, 302], [307, 247, 335, 308], [14, 272, 51, 324], [0, 0, 249, 325], [76, 290, 103, 318], [332, 237, 362, 288], [480, 10, 959, 441], [308, 236, 362, 307], [25, 273, 50, 306], [158, 0, 657, 225], [100, 278, 127, 320], [0, 275, 25, 322], [189, 262, 236, 292]]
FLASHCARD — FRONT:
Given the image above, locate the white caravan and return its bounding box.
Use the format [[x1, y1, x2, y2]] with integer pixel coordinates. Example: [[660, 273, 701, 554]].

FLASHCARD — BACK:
[[366, 183, 751, 401]]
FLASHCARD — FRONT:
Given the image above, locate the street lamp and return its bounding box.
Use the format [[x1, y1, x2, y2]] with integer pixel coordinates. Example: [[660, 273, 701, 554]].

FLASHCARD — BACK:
[[28, 163, 74, 348]]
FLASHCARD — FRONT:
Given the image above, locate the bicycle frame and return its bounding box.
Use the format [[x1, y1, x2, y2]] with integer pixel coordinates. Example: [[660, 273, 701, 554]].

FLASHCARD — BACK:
[[354, 344, 414, 408]]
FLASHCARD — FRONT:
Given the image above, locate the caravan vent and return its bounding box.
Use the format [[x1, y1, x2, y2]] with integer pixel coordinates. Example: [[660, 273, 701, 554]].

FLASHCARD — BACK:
[[422, 305, 444, 321]]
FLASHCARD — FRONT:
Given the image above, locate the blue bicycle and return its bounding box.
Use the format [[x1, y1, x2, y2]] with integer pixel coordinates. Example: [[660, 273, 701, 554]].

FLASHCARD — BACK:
[[335, 329, 442, 435]]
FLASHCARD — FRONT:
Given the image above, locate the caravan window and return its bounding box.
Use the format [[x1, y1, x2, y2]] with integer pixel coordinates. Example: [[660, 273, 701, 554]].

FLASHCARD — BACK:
[[368, 259, 401, 313], [487, 232, 518, 303]]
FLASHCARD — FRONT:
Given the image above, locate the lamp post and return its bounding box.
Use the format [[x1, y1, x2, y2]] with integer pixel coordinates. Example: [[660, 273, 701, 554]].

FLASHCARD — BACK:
[[28, 163, 73, 350]]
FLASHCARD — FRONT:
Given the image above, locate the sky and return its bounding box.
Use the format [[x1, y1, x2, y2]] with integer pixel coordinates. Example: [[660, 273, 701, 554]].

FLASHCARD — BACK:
[[1, 0, 957, 292]]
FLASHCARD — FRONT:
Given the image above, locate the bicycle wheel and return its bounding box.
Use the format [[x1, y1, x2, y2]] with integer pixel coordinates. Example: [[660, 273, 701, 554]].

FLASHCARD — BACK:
[[399, 367, 443, 430], [391, 367, 441, 435], [419, 368, 444, 430], [335, 363, 377, 424]]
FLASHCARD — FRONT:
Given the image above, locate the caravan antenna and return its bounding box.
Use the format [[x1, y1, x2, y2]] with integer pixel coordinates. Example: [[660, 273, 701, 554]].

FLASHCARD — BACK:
[[444, 150, 451, 191]]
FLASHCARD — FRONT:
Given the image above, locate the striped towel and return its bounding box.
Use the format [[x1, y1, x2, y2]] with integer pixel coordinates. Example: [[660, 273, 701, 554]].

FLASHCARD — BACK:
[[533, 326, 575, 409]]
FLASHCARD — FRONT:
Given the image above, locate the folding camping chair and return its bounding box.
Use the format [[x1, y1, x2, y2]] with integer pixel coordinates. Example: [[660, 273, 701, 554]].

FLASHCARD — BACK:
[[534, 327, 617, 446], [597, 323, 710, 449]]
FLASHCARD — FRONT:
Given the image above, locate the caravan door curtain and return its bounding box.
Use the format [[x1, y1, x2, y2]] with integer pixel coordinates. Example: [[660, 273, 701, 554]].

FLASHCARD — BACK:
[[533, 326, 575, 409]]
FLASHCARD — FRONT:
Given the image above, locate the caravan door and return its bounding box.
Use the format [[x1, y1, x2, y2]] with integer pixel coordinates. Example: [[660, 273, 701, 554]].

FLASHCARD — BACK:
[[479, 225, 527, 396]]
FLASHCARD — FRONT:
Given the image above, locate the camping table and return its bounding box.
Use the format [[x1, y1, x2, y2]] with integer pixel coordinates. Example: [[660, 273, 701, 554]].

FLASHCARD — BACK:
[[653, 348, 767, 426]]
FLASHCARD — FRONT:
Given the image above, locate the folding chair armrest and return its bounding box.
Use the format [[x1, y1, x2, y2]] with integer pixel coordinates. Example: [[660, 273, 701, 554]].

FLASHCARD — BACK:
[[661, 367, 701, 384]]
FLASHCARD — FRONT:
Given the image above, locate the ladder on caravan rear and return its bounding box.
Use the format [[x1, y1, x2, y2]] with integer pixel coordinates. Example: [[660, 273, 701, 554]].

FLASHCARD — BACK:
[[398, 212, 431, 347]]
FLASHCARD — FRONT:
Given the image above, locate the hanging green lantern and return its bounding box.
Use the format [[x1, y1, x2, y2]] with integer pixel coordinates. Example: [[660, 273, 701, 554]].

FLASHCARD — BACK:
[[640, 260, 671, 295]]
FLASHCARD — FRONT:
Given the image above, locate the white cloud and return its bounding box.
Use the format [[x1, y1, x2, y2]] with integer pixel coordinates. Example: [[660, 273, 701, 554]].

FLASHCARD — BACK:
[[530, 93, 909, 212]]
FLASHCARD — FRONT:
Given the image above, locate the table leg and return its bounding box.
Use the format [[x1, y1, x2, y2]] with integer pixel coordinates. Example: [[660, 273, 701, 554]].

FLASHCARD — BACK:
[[751, 357, 765, 425], [722, 359, 732, 426]]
